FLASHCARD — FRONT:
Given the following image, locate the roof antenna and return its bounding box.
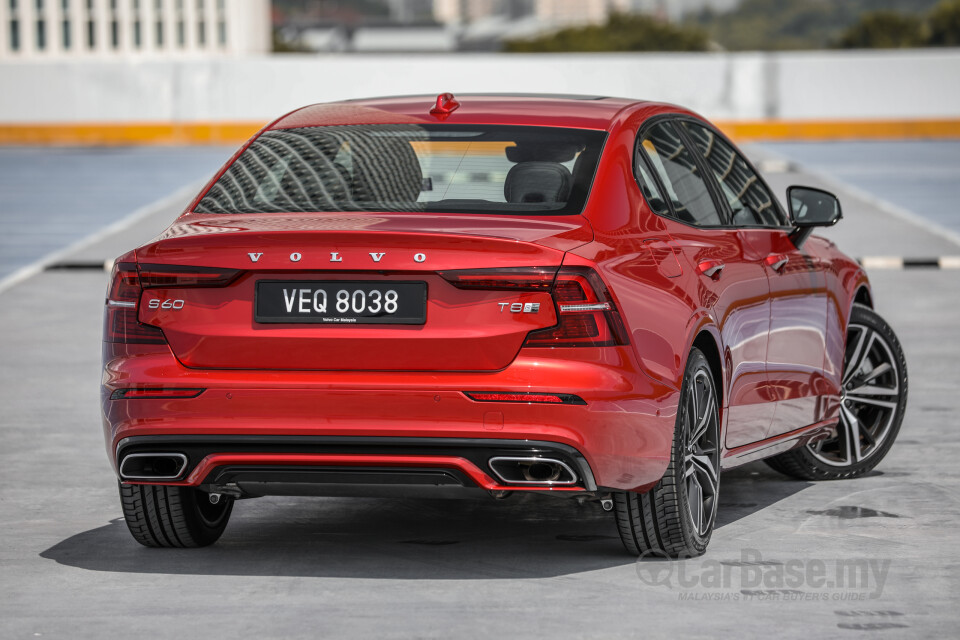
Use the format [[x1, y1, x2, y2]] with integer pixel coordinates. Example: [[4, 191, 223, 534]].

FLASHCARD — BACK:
[[429, 93, 460, 120]]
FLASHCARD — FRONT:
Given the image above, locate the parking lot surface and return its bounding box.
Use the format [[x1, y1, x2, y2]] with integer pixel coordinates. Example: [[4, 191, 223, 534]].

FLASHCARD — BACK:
[[762, 141, 960, 240], [0, 144, 958, 638], [0, 146, 233, 285]]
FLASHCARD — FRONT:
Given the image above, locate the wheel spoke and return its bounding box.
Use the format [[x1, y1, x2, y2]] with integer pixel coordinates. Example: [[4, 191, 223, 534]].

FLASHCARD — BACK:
[[849, 362, 892, 388], [860, 424, 877, 447], [687, 393, 697, 442], [839, 404, 863, 464], [689, 394, 714, 447], [690, 453, 719, 497], [687, 473, 704, 533], [845, 394, 898, 409], [691, 377, 703, 427], [842, 328, 873, 386], [846, 384, 898, 396]]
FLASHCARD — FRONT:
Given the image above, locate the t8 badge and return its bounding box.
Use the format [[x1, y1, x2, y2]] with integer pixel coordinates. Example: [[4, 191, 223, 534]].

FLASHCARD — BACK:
[[499, 302, 541, 313]]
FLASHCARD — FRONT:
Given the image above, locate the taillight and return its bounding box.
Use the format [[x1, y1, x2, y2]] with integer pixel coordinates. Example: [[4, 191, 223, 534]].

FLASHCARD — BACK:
[[441, 265, 629, 348], [104, 262, 241, 344], [138, 264, 240, 288], [439, 266, 556, 292], [523, 267, 629, 348], [104, 262, 166, 344]]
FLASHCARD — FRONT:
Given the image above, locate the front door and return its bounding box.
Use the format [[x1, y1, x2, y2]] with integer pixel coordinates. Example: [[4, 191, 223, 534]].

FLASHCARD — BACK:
[[680, 120, 828, 437], [745, 229, 829, 436]]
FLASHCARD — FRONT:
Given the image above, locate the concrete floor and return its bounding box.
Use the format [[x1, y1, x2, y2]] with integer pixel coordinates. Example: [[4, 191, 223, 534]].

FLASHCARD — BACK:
[[0, 146, 234, 283], [744, 141, 960, 259], [1, 145, 959, 638], [762, 141, 960, 241]]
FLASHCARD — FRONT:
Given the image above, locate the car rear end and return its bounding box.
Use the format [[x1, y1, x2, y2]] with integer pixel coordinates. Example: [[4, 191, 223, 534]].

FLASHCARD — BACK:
[[102, 113, 676, 517]]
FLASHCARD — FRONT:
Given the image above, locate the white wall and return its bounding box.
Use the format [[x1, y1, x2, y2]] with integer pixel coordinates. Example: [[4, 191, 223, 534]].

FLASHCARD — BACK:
[[774, 50, 960, 119], [0, 49, 958, 125]]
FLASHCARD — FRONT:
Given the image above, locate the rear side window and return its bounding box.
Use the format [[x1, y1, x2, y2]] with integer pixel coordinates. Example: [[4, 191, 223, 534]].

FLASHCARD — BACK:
[[634, 150, 669, 215], [682, 121, 787, 227], [195, 125, 606, 216], [637, 121, 722, 226]]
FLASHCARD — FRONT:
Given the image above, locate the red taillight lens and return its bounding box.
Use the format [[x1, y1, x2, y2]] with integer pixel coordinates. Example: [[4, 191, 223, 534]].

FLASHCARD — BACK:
[[103, 262, 166, 344], [138, 264, 240, 288], [523, 267, 629, 348], [439, 267, 557, 292]]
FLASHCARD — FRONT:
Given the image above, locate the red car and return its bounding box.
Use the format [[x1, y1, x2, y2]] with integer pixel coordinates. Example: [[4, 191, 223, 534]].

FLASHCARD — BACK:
[[103, 94, 907, 556]]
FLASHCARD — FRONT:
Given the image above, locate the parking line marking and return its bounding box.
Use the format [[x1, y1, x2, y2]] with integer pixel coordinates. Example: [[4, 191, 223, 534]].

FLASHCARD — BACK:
[[858, 256, 960, 269], [860, 257, 904, 269], [939, 256, 960, 269]]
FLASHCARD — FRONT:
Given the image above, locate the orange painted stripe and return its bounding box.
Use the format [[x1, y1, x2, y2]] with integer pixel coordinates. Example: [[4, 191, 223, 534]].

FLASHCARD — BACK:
[[714, 118, 960, 142], [1, 118, 959, 146], [0, 122, 265, 146]]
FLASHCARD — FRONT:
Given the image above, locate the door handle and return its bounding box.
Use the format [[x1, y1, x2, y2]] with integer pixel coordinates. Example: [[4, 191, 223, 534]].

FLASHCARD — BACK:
[[765, 254, 789, 272], [697, 260, 725, 279]]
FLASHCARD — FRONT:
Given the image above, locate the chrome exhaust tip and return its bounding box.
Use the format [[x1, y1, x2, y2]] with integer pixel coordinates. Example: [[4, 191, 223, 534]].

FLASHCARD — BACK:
[[119, 453, 188, 481], [488, 457, 578, 486]]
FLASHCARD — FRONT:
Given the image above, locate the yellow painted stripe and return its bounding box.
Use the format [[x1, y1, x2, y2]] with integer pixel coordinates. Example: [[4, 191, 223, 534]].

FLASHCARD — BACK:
[[1, 118, 960, 146], [0, 122, 265, 146], [714, 118, 960, 142]]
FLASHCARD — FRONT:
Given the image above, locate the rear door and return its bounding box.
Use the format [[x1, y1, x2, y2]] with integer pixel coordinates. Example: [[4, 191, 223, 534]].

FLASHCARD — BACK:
[[637, 119, 774, 449], [681, 120, 829, 436]]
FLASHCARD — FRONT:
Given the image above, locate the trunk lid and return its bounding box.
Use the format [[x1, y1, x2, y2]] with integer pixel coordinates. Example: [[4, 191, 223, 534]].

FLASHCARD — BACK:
[[135, 212, 592, 371]]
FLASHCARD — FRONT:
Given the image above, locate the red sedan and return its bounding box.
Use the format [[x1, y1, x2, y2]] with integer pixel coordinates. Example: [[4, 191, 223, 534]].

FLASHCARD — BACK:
[[102, 94, 907, 556]]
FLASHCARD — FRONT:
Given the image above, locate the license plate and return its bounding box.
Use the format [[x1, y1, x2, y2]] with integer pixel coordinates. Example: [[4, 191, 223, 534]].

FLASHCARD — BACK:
[[255, 281, 427, 324]]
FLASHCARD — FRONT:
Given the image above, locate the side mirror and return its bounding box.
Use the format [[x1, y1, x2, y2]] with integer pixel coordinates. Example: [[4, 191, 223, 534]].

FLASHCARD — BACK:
[[787, 186, 842, 248]]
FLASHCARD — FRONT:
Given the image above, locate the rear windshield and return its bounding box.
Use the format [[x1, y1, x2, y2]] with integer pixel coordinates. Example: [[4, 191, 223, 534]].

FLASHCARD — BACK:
[[194, 124, 606, 216]]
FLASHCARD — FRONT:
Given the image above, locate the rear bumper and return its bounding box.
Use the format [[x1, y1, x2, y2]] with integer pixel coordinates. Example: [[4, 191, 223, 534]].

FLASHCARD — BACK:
[[114, 435, 597, 497], [102, 344, 680, 492]]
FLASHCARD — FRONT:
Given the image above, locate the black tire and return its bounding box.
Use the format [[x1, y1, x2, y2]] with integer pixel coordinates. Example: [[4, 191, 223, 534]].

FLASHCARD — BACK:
[[119, 482, 233, 548], [614, 348, 721, 557], [765, 303, 908, 480]]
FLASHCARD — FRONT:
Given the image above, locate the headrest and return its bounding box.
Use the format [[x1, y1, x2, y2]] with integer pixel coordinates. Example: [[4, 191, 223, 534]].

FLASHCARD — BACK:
[[350, 137, 423, 204], [503, 162, 572, 204]]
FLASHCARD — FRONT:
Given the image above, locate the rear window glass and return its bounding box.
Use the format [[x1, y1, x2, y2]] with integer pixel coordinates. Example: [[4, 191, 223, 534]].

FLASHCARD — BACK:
[[195, 125, 607, 216]]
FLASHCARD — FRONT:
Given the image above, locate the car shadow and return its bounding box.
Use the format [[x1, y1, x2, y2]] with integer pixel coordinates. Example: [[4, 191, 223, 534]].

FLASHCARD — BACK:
[[714, 461, 815, 528], [41, 462, 811, 579]]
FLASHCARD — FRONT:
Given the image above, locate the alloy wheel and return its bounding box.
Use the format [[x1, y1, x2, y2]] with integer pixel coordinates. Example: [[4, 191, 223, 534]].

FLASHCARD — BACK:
[[808, 322, 903, 467], [683, 369, 720, 537]]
